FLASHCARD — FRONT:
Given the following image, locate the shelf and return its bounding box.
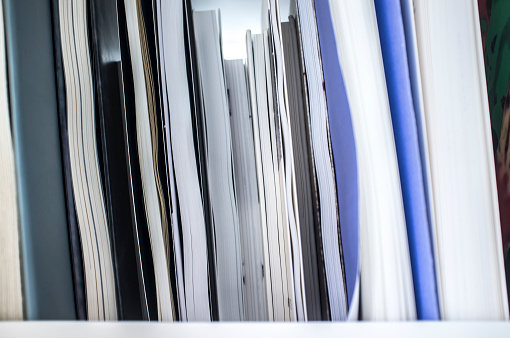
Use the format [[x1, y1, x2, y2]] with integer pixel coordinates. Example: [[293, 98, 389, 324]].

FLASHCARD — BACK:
[[0, 322, 508, 338]]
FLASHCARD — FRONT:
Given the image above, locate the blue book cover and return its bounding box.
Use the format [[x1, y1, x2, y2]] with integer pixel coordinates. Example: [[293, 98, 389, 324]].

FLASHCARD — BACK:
[[374, 0, 440, 320], [314, 0, 359, 314], [4, 0, 76, 319]]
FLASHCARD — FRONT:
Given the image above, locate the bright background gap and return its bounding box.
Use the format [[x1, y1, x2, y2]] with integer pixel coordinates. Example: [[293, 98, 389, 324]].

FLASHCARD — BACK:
[[192, 0, 291, 60]]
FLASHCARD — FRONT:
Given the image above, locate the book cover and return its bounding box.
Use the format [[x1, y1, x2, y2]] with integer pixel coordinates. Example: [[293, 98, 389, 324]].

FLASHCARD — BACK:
[[374, 0, 440, 320], [282, 17, 329, 321], [89, 0, 149, 320], [4, 0, 76, 320], [479, 0, 510, 149], [183, 0, 219, 320], [314, 0, 359, 317], [480, 1, 510, 303], [50, 0, 86, 320]]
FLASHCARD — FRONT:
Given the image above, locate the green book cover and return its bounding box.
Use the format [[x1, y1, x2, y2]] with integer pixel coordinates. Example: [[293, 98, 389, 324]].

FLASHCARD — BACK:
[[480, 0, 510, 306]]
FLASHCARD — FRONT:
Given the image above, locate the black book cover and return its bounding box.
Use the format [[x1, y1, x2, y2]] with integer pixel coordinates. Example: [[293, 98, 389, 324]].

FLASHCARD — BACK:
[[117, 0, 159, 320], [88, 0, 149, 320]]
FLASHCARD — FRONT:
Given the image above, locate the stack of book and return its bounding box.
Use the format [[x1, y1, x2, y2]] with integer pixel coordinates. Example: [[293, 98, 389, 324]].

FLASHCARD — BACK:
[[0, 0, 508, 322]]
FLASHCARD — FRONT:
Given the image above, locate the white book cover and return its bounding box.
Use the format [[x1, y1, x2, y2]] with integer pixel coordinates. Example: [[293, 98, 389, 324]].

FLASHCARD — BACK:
[[414, 0, 509, 320], [194, 10, 244, 321]]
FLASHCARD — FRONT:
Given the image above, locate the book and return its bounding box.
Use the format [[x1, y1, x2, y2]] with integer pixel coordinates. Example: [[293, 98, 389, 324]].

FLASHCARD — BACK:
[[245, 30, 274, 321], [263, 0, 307, 321], [479, 0, 510, 148], [4, 0, 76, 320], [399, 2, 440, 319], [281, 17, 328, 321], [193, 10, 244, 321], [88, 0, 150, 320], [0, 0, 22, 320], [314, 0, 360, 320], [185, 0, 221, 320], [57, 0, 118, 320], [292, 0, 348, 321], [138, 0, 179, 319], [3, 0, 509, 324], [225, 59, 268, 321], [183, 0, 220, 320], [155, 0, 211, 321], [414, 0, 509, 319], [374, 0, 440, 320], [121, 0, 175, 321], [497, 74, 510, 307], [250, 32, 294, 321], [328, 0, 416, 320], [50, 0, 86, 320], [117, 0, 158, 320], [263, 28, 296, 321], [479, 0, 510, 303], [154, 0, 185, 320]]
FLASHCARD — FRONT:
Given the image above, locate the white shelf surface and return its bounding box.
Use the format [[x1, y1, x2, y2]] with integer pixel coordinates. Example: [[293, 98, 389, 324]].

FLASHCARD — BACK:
[[0, 322, 509, 337]]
